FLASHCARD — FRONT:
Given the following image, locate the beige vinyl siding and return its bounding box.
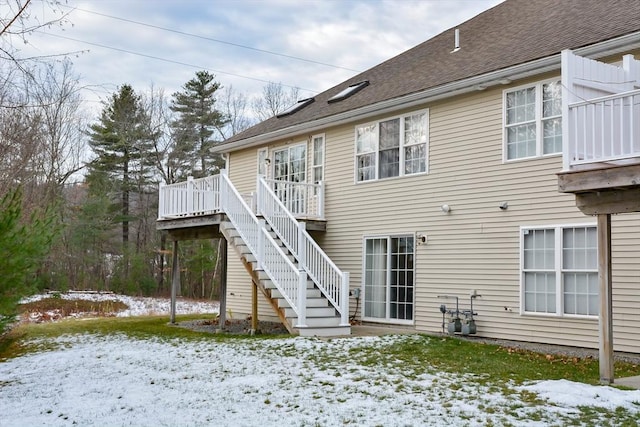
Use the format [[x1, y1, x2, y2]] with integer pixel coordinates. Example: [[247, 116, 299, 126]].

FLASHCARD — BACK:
[[228, 149, 259, 194], [224, 85, 640, 353]]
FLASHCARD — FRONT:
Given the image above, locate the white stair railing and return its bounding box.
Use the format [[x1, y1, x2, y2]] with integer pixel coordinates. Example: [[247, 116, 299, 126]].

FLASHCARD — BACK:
[[219, 171, 307, 326], [257, 175, 349, 326]]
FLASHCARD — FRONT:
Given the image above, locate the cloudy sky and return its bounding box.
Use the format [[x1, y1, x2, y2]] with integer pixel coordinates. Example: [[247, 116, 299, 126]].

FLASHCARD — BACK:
[[15, 0, 503, 113]]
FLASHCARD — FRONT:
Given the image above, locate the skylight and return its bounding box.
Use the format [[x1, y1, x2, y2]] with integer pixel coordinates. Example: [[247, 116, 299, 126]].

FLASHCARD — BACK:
[[276, 97, 315, 118], [328, 80, 370, 103]]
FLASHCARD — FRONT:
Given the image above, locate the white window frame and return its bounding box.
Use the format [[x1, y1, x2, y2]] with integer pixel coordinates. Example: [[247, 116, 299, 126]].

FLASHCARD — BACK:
[[354, 109, 429, 183], [272, 142, 307, 183], [503, 79, 562, 162], [361, 234, 415, 325], [257, 147, 268, 177], [519, 223, 598, 318], [311, 133, 324, 186]]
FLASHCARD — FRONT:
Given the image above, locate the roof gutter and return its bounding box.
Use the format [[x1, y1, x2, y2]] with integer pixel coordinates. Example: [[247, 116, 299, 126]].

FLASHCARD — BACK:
[[214, 31, 640, 154]]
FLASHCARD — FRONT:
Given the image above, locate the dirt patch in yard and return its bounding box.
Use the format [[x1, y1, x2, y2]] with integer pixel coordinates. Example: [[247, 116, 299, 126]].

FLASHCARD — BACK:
[[175, 318, 289, 336]]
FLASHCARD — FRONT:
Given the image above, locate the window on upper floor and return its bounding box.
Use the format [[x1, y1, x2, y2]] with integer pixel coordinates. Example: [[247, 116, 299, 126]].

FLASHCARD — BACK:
[[312, 134, 324, 195], [355, 110, 428, 182], [521, 225, 598, 317], [257, 147, 268, 177], [273, 144, 306, 183], [504, 80, 562, 161], [312, 134, 324, 185]]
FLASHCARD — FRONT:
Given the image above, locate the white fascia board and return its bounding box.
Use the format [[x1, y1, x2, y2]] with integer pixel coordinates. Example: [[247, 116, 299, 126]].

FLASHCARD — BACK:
[[214, 31, 640, 154]]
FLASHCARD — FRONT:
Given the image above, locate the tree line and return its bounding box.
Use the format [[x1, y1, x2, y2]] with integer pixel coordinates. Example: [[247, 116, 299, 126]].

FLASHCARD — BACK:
[[0, 1, 301, 329]]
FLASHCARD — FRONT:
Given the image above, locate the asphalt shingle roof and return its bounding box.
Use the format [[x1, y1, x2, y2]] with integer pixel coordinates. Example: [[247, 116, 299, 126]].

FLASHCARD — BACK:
[[223, 0, 640, 146]]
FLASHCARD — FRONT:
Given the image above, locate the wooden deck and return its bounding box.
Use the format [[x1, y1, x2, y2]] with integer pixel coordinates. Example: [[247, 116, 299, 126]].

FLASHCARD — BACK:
[[157, 212, 327, 240], [157, 213, 226, 240], [557, 161, 640, 215]]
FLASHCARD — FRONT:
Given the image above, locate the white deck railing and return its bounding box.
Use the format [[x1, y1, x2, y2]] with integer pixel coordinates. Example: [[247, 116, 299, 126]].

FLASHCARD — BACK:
[[566, 89, 640, 169], [158, 176, 324, 221], [263, 178, 324, 219], [257, 176, 349, 326], [158, 175, 221, 219], [562, 50, 640, 171]]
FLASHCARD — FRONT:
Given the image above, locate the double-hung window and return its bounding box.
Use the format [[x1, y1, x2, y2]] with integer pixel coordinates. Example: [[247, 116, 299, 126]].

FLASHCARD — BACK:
[[355, 110, 428, 182], [521, 225, 598, 317], [311, 134, 324, 196], [257, 147, 268, 176], [312, 134, 324, 186], [504, 80, 562, 160]]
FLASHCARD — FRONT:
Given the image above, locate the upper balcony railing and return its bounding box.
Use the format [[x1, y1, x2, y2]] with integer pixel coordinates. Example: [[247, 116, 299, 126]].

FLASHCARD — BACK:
[[158, 174, 325, 221], [565, 89, 640, 169], [158, 175, 221, 219], [562, 50, 640, 171], [263, 178, 324, 219]]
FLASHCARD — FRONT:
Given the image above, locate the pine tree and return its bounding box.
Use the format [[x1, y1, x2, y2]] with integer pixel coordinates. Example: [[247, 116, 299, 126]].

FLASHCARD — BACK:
[[169, 71, 228, 181], [0, 188, 59, 332], [87, 85, 156, 253]]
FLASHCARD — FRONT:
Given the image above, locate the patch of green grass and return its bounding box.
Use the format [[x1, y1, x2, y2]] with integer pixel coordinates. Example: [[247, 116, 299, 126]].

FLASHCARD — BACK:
[[0, 314, 279, 361], [565, 405, 640, 427], [343, 335, 640, 385]]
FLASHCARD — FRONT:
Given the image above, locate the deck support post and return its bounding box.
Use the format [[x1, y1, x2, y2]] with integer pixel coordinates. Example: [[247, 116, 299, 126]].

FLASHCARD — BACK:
[[598, 213, 614, 384], [170, 240, 180, 324], [218, 238, 228, 330], [251, 280, 258, 333]]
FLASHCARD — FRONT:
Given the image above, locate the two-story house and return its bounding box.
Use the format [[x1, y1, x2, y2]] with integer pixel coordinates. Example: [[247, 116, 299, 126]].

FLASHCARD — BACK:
[[158, 0, 640, 383]]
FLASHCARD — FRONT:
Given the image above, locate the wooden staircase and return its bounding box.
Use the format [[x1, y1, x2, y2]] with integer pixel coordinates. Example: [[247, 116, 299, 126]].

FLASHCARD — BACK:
[[220, 221, 350, 337]]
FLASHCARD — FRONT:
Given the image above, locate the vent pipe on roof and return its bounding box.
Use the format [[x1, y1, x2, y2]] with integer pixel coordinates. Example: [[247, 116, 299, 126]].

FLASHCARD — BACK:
[[451, 28, 460, 53]]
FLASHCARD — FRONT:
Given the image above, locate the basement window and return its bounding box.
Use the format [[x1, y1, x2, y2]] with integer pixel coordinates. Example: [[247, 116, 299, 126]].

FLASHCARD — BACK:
[[328, 80, 369, 103], [276, 97, 314, 118]]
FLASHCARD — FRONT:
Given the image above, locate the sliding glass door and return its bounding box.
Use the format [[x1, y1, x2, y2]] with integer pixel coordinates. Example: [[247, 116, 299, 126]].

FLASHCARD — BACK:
[[363, 235, 415, 322]]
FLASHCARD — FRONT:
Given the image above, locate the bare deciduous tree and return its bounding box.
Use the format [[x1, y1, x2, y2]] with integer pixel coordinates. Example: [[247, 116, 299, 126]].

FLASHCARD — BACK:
[[219, 85, 252, 138], [0, 59, 86, 208], [32, 59, 87, 189], [1, 0, 73, 82], [141, 85, 173, 184], [251, 82, 300, 122]]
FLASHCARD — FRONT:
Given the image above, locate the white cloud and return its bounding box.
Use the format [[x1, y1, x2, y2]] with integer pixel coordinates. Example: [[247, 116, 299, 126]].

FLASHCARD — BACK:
[[14, 0, 503, 109]]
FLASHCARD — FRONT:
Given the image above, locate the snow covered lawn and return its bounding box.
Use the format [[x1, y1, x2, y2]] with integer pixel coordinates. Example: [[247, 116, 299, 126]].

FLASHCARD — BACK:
[[2, 333, 640, 426], [3, 293, 640, 425], [20, 291, 220, 318]]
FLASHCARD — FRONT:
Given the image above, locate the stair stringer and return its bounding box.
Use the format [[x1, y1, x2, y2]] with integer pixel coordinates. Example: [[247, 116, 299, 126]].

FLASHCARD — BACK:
[[220, 220, 351, 337], [219, 221, 297, 334]]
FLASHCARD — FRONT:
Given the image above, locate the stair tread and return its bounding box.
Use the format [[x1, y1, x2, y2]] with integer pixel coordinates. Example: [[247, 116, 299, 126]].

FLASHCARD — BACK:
[[221, 207, 350, 336]]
